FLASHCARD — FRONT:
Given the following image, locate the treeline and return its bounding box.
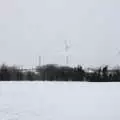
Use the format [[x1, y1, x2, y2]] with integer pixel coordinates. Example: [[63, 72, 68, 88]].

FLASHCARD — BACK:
[[0, 64, 120, 82]]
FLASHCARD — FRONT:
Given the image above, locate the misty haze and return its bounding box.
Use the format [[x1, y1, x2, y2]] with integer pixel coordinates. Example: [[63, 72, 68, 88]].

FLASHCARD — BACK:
[[0, 0, 120, 120]]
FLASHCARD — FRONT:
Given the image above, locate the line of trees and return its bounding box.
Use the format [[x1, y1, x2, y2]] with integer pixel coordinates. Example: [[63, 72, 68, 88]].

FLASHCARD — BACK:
[[0, 64, 120, 82]]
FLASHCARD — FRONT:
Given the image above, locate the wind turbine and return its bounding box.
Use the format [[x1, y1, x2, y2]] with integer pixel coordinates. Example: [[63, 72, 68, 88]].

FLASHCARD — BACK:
[[38, 56, 41, 66], [64, 40, 71, 65]]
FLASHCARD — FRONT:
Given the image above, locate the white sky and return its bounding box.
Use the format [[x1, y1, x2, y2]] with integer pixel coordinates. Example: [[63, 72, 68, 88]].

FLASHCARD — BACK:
[[0, 0, 120, 68]]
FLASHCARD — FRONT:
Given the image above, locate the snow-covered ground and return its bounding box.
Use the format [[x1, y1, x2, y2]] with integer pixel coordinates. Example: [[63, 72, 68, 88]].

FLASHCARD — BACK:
[[0, 81, 120, 120]]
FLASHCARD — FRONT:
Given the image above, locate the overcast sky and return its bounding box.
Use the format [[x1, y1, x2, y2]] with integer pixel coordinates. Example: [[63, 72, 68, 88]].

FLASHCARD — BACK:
[[0, 0, 120, 68]]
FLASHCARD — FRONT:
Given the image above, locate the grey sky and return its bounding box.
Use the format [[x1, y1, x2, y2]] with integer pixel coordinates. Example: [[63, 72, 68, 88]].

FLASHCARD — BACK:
[[0, 0, 120, 68]]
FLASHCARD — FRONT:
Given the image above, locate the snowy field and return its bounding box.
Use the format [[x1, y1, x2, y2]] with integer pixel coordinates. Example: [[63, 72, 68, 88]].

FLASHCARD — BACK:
[[0, 82, 120, 120]]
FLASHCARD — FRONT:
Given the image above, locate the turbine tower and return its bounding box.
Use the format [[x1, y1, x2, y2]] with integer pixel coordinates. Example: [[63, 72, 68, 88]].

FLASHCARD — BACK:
[[64, 40, 71, 65], [38, 56, 41, 66]]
